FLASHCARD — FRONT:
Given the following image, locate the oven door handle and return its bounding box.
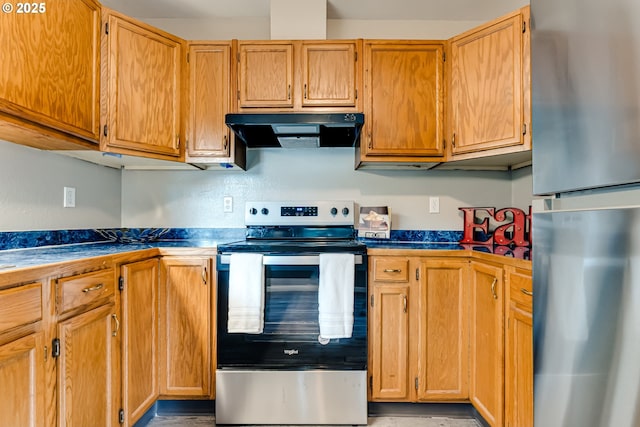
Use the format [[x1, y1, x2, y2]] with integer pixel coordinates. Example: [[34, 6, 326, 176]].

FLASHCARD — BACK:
[[219, 254, 363, 266]]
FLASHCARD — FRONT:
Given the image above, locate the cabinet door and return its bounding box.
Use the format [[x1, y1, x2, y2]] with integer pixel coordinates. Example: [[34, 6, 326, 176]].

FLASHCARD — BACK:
[[301, 42, 359, 108], [186, 43, 232, 160], [121, 258, 159, 425], [0, 0, 100, 142], [57, 303, 120, 427], [0, 332, 46, 427], [416, 259, 469, 401], [469, 261, 504, 427], [102, 12, 183, 159], [450, 8, 529, 156], [369, 283, 411, 401], [362, 41, 445, 159], [237, 42, 294, 108], [505, 267, 533, 427], [159, 257, 213, 398]]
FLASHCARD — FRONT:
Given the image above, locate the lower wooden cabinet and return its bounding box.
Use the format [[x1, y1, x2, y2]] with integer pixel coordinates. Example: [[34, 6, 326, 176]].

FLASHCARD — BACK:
[[416, 259, 469, 401], [121, 258, 160, 426], [368, 256, 469, 402], [0, 331, 46, 427], [57, 302, 120, 427], [159, 256, 215, 398], [369, 279, 412, 400], [504, 266, 533, 427], [469, 260, 505, 427]]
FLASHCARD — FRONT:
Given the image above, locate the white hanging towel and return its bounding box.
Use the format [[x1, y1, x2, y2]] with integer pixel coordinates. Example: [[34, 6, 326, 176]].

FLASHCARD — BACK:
[[318, 253, 355, 339], [228, 253, 265, 334]]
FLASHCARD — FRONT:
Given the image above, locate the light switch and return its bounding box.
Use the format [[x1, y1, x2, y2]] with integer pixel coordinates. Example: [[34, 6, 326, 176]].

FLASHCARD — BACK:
[[429, 196, 439, 214], [64, 187, 76, 208]]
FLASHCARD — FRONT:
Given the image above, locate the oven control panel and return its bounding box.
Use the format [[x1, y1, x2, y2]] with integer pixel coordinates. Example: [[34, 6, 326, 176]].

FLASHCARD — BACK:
[[245, 201, 354, 226]]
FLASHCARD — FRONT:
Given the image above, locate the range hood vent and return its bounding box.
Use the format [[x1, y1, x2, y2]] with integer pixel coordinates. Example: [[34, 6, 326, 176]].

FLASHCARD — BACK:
[[225, 113, 364, 148]]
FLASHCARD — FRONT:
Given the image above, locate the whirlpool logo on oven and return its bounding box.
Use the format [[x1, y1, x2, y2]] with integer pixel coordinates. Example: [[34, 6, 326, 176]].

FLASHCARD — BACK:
[[284, 349, 299, 356]]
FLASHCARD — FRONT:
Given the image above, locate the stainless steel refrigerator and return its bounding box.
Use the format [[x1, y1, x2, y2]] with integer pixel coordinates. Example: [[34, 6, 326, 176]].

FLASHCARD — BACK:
[[531, 0, 640, 425]]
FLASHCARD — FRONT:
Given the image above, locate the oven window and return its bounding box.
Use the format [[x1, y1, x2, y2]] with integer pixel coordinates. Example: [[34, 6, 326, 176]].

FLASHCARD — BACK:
[[261, 265, 320, 340]]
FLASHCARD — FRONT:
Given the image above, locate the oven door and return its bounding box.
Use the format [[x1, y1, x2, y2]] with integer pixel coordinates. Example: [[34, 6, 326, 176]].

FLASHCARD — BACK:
[[216, 253, 367, 370]]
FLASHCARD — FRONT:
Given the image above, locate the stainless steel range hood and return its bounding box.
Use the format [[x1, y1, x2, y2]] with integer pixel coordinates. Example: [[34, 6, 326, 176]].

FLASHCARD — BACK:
[[225, 113, 364, 148]]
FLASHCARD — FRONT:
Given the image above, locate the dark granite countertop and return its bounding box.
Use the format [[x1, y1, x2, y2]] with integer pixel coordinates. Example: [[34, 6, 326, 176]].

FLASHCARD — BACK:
[[0, 238, 529, 274], [0, 240, 227, 273]]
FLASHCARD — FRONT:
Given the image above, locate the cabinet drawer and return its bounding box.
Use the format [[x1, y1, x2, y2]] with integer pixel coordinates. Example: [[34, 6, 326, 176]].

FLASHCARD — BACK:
[[509, 271, 532, 312], [57, 269, 115, 314], [0, 282, 43, 334], [372, 258, 410, 282]]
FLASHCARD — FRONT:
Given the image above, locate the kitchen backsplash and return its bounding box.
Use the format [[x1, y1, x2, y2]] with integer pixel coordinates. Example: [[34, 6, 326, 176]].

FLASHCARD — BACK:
[[0, 228, 463, 251]]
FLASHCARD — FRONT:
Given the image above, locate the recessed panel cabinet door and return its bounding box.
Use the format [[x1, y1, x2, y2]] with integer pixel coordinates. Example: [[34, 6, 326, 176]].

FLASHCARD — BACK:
[[469, 261, 504, 427], [121, 258, 159, 426], [0, 332, 46, 427], [102, 12, 183, 158], [301, 42, 359, 107], [0, 0, 101, 141], [57, 303, 119, 427], [186, 43, 232, 159], [416, 259, 469, 401], [159, 257, 214, 398], [450, 8, 529, 156], [369, 283, 411, 401], [237, 42, 294, 108], [362, 41, 445, 158]]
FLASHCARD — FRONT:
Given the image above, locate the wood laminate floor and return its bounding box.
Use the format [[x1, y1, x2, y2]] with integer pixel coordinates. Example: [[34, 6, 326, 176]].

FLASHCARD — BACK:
[[144, 416, 481, 426]]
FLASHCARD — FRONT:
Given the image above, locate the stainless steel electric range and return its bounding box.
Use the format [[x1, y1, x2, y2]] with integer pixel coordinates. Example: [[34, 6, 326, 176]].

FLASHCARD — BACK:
[[216, 200, 367, 425]]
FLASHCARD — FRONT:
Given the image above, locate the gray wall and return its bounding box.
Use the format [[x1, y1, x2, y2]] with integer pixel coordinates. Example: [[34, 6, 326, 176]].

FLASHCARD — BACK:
[[121, 149, 517, 230], [0, 141, 121, 232]]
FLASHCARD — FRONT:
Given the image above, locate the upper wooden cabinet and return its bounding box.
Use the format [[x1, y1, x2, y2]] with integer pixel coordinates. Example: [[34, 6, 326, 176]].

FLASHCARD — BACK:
[[357, 41, 445, 167], [101, 10, 185, 161], [185, 42, 246, 169], [235, 40, 361, 111], [448, 6, 531, 160], [0, 0, 101, 149]]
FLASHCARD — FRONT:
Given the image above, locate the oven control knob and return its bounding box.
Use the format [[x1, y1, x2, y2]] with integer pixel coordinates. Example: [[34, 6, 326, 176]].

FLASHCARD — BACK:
[[261, 208, 269, 215], [249, 208, 258, 215], [330, 207, 338, 216], [342, 207, 350, 216]]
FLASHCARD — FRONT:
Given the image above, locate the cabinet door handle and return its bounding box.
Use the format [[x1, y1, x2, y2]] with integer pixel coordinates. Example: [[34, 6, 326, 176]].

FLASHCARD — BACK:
[[82, 283, 104, 293], [112, 314, 120, 337], [304, 84, 307, 99], [521, 288, 533, 297], [403, 295, 407, 313], [383, 269, 401, 273], [287, 84, 291, 100], [202, 266, 208, 285], [223, 135, 228, 150], [490, 278, 498, 300]]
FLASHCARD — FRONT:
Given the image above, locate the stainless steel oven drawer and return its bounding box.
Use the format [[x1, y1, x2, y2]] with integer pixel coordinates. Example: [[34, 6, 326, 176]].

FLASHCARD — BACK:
[[216, 369, 367, 425]]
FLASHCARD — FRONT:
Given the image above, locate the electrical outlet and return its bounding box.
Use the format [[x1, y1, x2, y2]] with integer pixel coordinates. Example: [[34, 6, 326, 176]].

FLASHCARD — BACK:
[[64, 187, 76, 208], [223, 196, 233, 213], [429, 196, 439, 214]]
